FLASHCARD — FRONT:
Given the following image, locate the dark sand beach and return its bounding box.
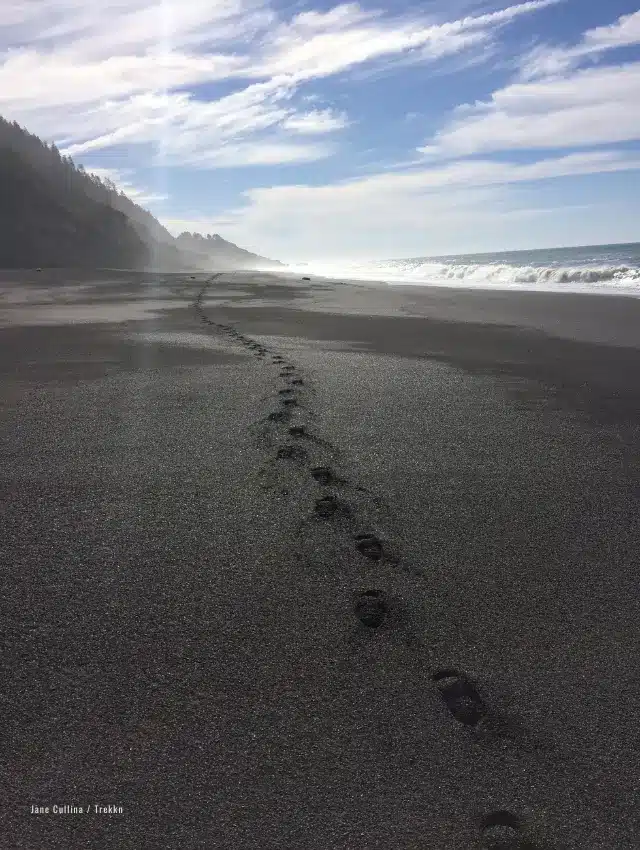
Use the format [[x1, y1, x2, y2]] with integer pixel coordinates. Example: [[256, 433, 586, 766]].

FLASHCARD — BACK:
[[1, 269, 639, 849]]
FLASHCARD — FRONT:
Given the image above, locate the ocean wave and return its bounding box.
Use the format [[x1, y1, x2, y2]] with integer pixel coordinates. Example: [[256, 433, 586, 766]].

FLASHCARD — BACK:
[[284, 254, 640, 294], [363, 261, 640, 287]]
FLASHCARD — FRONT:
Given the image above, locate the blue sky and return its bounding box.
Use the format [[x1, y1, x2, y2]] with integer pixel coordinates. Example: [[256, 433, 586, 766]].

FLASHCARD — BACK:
[[1, 0, 640, 261]]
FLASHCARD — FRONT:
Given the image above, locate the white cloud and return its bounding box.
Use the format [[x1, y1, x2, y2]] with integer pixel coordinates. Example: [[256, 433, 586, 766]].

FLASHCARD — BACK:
[[176, 139, 335, 166], [413, 10, 640, 159], [0, 0, 559, 167], [244, 149, 640, 198], [420, 59, 640, 157], [253, 0, 557, 81], [59, 78, 296, 158], [163, 149, 640, 260], [0, 50, 246, 109], [520, 9, 640, 79], [3, 0, 266, 57], [584, 9, 640, 49], [281, 108, 349, 133]]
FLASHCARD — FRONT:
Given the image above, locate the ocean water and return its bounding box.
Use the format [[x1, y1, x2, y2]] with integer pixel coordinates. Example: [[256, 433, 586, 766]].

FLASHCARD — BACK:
[[289, 243, 640, 297]]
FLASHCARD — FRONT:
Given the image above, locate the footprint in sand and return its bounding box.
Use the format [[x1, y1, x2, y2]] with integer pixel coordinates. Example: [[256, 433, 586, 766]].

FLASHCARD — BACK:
[[347, 592, 418, 648], [355, 534, 383, 560], [279, 380, 315, 399], [314, 495, 351, 520], [354, 533, 400, 566], [310, 466, 334, 486], [314, 495, 339, 519], [267, 410, 292, 423], [432, 669, 487, 728], [479, 811, 535, 850], [287, 425, 337, 453], [257, 443, 309, 493], [310, 466, 348, 487], [353, 590, 388, 628], [276, 445, 309, 462]]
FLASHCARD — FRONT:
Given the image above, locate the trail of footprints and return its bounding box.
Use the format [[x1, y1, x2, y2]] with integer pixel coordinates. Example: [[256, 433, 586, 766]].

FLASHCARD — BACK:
[[195, 276, 546, 850]]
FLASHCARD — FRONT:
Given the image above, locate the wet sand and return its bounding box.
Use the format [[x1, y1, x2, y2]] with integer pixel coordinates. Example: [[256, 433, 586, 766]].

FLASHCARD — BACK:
[[1, 269, 639, 849]]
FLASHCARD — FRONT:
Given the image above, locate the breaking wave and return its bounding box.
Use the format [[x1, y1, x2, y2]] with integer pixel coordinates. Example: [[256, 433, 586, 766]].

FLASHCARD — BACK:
[[287, 255, 640, 295]]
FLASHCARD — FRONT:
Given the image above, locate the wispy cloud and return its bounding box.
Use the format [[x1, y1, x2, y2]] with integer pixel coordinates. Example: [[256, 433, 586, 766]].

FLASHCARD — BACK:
[[252, 0, 559, 80], [0, 0, 560, 168], [418, 10, 640, 159], [520, 9, 640, 79], [419, 62, 640, 157], [281, 108, 350, 134], [60, 78, 297, 158], [175, 139, 336, 167], [5, 0, 269, 56]]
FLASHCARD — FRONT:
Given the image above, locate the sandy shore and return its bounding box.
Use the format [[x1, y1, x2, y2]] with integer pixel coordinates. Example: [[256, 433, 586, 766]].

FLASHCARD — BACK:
[[1, 269, 639, 849]]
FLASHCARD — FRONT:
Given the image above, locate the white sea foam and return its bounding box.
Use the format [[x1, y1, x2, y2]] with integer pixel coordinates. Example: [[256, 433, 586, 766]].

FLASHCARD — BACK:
[[284, 259, 640, 296]]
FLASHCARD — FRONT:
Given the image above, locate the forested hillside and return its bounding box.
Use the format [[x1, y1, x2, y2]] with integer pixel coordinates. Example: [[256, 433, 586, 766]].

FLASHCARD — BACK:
[[0, 116, 282, 271]]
